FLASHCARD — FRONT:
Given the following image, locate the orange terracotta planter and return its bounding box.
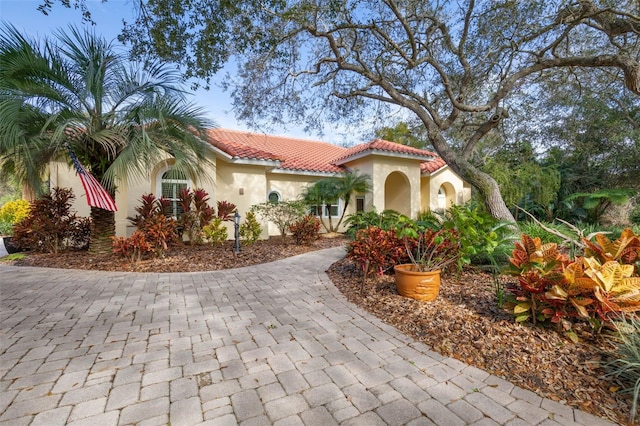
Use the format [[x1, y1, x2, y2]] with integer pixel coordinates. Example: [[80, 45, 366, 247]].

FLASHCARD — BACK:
[[393, 264, 441, 301]]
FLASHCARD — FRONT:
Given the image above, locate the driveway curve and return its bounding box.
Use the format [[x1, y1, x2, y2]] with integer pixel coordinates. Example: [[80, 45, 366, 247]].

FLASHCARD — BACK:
[[1, 247, 615, 425]]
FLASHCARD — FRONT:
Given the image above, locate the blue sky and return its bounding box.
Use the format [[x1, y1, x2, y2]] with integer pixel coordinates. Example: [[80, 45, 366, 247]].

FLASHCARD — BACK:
[[0, 0, 353, 143]]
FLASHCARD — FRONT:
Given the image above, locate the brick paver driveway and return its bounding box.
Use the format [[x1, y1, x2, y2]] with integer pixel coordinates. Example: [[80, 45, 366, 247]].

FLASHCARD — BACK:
[[0, 247, 615, 425]]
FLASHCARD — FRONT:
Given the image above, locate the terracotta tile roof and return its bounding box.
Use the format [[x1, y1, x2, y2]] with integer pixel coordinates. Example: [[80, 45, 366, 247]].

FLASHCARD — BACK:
[[206, 128, 347, 173], [332, 139, 437, 164], [205, 129, 449, 174], [420, 157, 447, 174]]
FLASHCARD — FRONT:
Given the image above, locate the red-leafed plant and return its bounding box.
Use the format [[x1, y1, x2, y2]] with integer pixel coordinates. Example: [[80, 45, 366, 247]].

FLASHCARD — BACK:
[[504, 235, 570, 325], [290, 214, 321, 245], [583, 228, 640, 271], [505, 232, 640, 338], [347, 226, 406, 293], [216, 200, 237, 221], [127, 193, 178, 256], [177, 188, 215, 244], [111, 230, 152, 262], [12, 187, 91, 254]]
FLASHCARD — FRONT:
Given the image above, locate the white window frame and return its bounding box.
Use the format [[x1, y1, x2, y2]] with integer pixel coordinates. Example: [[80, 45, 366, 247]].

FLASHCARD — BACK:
[[310, 198, 343, 218], [267, 190, 282, 203], [156, 167, 191, 218]]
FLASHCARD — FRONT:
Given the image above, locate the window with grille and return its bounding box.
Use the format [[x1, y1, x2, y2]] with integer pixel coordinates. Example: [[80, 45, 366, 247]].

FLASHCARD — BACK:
[[161, 170, 188, 218]]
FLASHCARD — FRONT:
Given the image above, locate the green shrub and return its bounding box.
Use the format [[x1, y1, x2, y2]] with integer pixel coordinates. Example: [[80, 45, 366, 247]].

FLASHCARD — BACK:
[[250, 200, 307, 243], [604, 315, 640, 424], [630, 204, 640, 226], [239, 211, 262, 245], [12, 187, 91, 254], [518, 221, 574, 246], [442, 203, 516, 270], [202, 218, 228, 246], [290, 214, 321, 245], [343, 209, 403, 238]]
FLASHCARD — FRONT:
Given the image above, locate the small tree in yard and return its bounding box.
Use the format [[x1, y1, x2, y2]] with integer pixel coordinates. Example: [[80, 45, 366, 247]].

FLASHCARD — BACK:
[[250, 200, 307, 243]]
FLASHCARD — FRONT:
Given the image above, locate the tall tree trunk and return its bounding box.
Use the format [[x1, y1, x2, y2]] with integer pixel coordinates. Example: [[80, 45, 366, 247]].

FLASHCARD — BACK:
[[89, 207, 115, 253], [426, 126, 517, 224]]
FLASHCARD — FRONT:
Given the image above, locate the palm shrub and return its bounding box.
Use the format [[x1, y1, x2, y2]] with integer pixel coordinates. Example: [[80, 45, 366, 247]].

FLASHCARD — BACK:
[[12, 187, 91, 254], [0, 24, 213, 253], [343, 209, 402, 238], [604, 314, 640, 424]]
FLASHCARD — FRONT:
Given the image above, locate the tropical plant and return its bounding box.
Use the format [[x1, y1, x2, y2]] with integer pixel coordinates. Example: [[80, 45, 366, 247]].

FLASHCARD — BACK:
[[111, 230, 152, 262], [177, 188, 215, 244], [0, 23, 213, 253], [128, 193, 178, 257], [346, 226, 405, 290], [12, 187, 91, 254], [303, 171, 371, 233], [343, 209, 402, 238], [582, 228, 640, 270], [251, 200, 307, 243], [504, 235, 570, 325], [202, 217, 228, 246], [395, 216, 462, 272], [216, 200, 237, 221], [290, 215, 321, 245], [239, 211, 262, 245]]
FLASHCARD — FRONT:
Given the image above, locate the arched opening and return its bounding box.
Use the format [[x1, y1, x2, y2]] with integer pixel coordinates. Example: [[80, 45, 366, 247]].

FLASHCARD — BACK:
[[384, 171, 411, 216], [437, 182, 456, 212]]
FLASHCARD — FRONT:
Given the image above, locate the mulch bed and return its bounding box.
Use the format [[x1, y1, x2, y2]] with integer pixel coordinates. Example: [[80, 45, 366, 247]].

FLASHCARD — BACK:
[[3, 238, 634, 424], [7, 235, 349, 273]]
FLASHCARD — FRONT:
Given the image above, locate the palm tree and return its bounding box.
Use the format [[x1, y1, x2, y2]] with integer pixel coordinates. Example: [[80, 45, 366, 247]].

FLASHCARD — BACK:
[[334, 170, 371, 229], [0, 23, 214, 253], [303, 171, 371, 233]]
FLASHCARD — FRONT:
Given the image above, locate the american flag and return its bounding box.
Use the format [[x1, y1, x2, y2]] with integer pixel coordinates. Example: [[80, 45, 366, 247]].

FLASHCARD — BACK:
[[68, 148, 117, 212]]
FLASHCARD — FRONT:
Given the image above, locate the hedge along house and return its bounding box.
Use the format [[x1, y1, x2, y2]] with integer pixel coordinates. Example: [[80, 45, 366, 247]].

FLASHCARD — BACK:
[[48, 128, 471, 238]]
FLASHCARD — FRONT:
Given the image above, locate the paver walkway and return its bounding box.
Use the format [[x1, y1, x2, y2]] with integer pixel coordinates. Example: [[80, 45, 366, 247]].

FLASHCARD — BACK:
[[1, 247, 616, 426]]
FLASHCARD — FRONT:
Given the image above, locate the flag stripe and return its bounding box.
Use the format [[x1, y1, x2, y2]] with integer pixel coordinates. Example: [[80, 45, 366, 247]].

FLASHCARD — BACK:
[[68, 149, 117, 212]]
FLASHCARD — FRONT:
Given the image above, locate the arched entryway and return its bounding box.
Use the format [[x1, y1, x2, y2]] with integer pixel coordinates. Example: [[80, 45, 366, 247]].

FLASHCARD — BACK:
[[384, 171, 411, 215], [437, 182, 456, 212]]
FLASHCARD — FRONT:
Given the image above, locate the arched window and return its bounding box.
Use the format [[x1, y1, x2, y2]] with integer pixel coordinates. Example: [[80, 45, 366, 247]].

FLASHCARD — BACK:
[[267, 190, 281, 203], [161, 169, 189, 217]]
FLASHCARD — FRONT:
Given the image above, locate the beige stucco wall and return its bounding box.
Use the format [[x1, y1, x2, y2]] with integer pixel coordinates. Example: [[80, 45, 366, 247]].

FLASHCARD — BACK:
[[352, 156, 423, 218], [421, 167, 472, 212], [48, 149, 473, 240]]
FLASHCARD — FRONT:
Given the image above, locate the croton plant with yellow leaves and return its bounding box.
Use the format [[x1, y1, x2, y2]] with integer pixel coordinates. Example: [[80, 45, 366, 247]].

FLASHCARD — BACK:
[[505, 229, 640, 339]]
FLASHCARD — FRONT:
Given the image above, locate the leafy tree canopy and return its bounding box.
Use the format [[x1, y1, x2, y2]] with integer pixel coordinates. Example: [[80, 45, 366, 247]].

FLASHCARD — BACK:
[[38, 0, 640, 224]]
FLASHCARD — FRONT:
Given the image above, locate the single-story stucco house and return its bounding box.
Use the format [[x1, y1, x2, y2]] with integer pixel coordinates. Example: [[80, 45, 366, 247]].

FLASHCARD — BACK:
[[48, 128, 471, 237]]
